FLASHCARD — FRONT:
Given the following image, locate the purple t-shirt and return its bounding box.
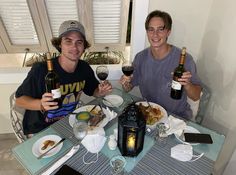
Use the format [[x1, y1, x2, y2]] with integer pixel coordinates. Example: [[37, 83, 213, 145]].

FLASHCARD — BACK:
[[131, 45, 202, 119]]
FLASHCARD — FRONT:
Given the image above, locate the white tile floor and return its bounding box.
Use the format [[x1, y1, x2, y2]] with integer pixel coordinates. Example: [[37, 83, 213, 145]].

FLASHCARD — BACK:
[[0, 134, 28, 175]]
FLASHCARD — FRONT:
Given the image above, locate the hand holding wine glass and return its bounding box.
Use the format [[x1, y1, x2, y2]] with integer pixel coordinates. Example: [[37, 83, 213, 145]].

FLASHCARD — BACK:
[[96, 65, 112, 96]]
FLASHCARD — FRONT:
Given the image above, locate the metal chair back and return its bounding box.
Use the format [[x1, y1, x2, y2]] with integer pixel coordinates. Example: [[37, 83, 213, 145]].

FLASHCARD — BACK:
[[9, 92, 27, 143]]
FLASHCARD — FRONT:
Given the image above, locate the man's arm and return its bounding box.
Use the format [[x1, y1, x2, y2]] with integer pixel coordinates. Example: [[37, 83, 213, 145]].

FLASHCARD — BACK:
[[15, 93, 59, 112], [15, 96, 42, 111], [184, 83, 201, 101]]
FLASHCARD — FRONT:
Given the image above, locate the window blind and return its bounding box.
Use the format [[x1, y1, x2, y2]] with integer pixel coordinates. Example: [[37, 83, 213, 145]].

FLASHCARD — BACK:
[[45, 0, 78, 37], [92, 0, 122, 44], [0, 0, 39, 45], [0, 0, 129, 53]]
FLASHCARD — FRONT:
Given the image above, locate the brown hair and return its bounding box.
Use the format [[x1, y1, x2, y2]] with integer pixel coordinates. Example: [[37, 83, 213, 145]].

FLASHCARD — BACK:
[[145, 10, 172, 30], [51, 34, 90, 53]]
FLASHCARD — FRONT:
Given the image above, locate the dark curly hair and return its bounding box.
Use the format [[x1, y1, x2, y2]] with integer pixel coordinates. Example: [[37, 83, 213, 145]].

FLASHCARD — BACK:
[[145, 10, 172, 31], [51, 34, 90, 53]]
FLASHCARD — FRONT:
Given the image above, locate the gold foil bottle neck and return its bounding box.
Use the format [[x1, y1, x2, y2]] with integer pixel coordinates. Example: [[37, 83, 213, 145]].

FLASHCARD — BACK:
[[46, 52, 53, 71], [179, 47, 186, 65]]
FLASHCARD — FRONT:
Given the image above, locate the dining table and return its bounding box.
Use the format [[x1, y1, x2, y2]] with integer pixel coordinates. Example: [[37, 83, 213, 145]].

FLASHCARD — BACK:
[[12, 88, 225, 175]]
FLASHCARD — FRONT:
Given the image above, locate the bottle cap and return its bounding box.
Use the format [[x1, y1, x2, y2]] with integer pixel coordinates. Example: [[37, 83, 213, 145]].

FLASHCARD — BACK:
[[182, 47, 186, 55], [46, 52, 51, 60]]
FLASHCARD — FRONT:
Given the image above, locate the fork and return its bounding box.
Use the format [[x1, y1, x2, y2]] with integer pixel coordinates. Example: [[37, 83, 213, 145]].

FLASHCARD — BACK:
[[144, 98, 152, 110]]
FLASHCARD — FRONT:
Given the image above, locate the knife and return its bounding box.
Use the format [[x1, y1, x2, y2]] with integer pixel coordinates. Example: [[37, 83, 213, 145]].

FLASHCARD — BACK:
[[37, 138, 65, 159], [70, 104, 98, 115], [144, 98, 153, 110]]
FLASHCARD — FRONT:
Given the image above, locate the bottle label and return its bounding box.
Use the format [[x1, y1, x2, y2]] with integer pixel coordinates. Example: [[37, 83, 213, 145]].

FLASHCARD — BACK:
[[171, 80, 182, 90], [51, 88, 61, 99]]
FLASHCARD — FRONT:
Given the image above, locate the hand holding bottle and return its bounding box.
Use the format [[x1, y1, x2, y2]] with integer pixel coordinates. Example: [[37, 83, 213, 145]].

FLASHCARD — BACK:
[[41, 92, 60, 111], [176, 71, 192, 86], [45, 52, 62, 106]]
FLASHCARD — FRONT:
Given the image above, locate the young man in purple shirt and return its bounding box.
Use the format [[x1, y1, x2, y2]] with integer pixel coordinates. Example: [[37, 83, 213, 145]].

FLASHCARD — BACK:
[[120, 10, 202, 119]]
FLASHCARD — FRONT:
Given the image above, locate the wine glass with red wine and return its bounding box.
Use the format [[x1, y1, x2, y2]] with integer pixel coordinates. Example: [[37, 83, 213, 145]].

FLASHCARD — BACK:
[[96, 65, 109, 83], [122, 61, 134, 76]]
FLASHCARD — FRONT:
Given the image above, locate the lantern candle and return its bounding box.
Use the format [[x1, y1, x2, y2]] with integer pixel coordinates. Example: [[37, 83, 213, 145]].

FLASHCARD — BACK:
[[127, 134, 135, 151]]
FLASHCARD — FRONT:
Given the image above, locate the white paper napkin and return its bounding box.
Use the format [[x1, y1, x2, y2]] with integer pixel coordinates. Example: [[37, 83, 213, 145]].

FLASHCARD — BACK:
[[41, 144, 80, 175], [103, 107, 117, 121], [87, 127, 105, 136], [166, 115, 187, 137]]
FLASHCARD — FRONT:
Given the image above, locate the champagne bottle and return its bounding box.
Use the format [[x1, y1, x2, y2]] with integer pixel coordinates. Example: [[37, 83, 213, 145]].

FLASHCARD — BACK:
[[45, 52, 62, 107], [170, 47, 186, 99]]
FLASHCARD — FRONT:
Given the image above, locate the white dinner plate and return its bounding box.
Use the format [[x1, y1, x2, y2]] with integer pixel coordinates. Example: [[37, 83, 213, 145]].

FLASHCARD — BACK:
[[69, 105, 109, 128], [103, 95, 123, 107], [175, 125, 200, 145], [135, 101, 168, 129], [32, 135, 63, 158]]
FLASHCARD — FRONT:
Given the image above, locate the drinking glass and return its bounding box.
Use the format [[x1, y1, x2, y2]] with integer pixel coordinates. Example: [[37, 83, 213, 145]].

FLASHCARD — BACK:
[[73, 121, 88, 141], [155, 122, 170, 147], [121, 61, 133, 93], [110, 155, 126, 175], [96, 65, 109, 83], [121, 61, 134, 77]]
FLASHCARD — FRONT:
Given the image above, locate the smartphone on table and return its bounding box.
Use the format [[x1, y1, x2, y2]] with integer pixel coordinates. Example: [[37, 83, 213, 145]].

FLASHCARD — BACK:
[[55, 164, 82, 175], [184, 133, 213, 144]]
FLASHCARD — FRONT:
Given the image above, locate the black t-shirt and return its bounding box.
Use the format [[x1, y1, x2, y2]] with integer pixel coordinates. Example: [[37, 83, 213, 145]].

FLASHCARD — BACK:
[[15, 58, 99, 134]]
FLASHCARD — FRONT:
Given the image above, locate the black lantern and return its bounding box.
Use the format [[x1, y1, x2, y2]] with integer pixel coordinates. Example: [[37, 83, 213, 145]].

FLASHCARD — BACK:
[[118, 103, 146, 157]]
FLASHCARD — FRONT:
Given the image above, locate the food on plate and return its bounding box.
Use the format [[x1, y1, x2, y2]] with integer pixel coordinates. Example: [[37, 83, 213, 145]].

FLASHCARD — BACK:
[[89, 109, 105, 127], [41, 140, 55, 150], [76, 111, 90, 121], [138, 103, 163, 125]]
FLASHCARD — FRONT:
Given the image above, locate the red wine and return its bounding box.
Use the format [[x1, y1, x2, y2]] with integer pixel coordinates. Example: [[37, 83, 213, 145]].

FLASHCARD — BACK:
[[97, 72, 108, 81], [45, 53, 62, 107], [122, 66, 134, 76], [170, 47, 186, 99]]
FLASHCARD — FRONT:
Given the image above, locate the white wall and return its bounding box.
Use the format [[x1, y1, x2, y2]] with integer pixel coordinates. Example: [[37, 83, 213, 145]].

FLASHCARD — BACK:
[[198, 0, 236, 174], [223, 149, 236, 175], [148, 0, 213, 60], [0, 53, 25, 67], [130, 0, 149, 59]]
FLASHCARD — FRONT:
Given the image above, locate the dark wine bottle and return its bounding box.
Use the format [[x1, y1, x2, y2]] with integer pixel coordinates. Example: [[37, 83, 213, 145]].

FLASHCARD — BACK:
[[45, 52, 62, 107], [170, 47, 186, 99]]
